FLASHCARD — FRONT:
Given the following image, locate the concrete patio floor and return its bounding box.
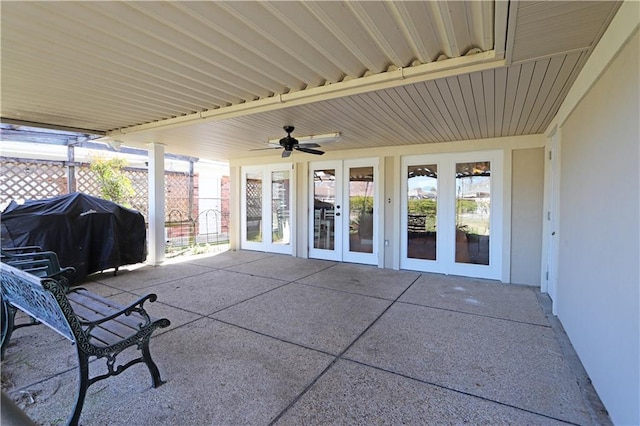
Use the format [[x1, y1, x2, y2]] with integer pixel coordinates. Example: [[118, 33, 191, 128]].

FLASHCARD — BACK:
[[1, 250, 610, 425]]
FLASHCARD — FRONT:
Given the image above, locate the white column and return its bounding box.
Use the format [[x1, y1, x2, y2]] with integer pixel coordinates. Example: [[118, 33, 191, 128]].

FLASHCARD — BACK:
[[228, 165, 240, 251], [147, 143, 165, 265]]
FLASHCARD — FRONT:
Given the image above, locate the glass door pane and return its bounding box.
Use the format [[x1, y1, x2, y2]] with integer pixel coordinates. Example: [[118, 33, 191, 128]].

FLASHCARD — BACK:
[[245, 171, 262, 243], [313, 169, 336, 250], [271, 170, 290, 245], [310, 160, 377, 265], [348, 166, 374, 253], [407, 164, 437, 260], [402, 151, 502, 280], [455, 161, 490, 265]]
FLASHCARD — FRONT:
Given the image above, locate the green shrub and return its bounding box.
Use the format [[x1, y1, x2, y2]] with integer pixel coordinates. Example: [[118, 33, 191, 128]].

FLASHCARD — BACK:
[[456, 199, 477, 214], [349, 195, 374, 214], [90, 157, 134, 206], [408, 199, 437, 215]]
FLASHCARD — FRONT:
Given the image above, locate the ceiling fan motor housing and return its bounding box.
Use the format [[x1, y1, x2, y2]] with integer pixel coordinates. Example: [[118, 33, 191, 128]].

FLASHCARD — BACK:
[[274, 125, 325, 157], [280, 136, 296, 150]]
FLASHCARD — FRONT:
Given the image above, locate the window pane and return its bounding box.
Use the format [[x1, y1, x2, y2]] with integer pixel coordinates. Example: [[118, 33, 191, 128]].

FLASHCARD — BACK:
[[245, 172, 262, 242], [407, 164, 437, 260], [313, 169, 336, 250], [271, 171, 290, 245], [455, 161, 490, 265], [349, 166, 374, 253]]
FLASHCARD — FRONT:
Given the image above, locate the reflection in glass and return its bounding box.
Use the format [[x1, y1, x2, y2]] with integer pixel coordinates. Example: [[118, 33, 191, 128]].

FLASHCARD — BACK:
[[407, 164, 437, 260], [245, 171, 262, 242], [313, 169, 336, 250], [271, 171, 290, 245], [455, 161, 490, 265], [349, 167, 374, 253]]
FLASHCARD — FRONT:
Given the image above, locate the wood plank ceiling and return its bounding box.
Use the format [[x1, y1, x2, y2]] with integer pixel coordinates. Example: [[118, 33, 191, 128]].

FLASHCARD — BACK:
[[0, 1, 621, 161]]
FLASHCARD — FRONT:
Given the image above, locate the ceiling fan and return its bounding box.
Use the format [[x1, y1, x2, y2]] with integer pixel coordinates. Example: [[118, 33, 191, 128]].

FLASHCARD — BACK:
[[257, 126, 327, 158]]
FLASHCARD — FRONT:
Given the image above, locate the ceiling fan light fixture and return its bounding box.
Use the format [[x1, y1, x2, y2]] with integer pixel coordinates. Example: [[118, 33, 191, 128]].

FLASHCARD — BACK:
[[267, 131, 340, 147]]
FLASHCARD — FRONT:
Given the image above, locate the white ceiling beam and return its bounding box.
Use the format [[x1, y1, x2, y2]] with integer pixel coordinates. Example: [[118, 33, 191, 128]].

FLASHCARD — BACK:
[[303, 2, 384, 74], [109, 51, 504, 139], [430, 1, 460, 58], [345, 2, 404, 67], [0, 119, 106, 136], [387, 2, 433, 64]]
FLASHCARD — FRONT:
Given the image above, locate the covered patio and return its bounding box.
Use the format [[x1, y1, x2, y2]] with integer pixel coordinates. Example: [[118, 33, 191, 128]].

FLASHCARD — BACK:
[[2, 1, 638, 423], [1, 250, 607, 425]]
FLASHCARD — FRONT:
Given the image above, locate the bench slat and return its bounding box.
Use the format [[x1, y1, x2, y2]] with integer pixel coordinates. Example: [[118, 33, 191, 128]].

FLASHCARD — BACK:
[[67, 291, 126, 319], [67, 290, 152, 329], [85, 325, 128, 347], [69, 303, 138, 340]]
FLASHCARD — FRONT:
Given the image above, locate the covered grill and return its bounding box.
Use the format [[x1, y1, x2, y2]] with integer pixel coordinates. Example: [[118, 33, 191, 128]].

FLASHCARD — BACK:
[[1, 192, 146, 283]]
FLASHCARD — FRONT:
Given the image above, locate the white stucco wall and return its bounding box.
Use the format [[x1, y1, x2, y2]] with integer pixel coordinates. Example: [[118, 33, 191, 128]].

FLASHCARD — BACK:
[[556, 28, 639, 425], [510, 148, 544, 285]]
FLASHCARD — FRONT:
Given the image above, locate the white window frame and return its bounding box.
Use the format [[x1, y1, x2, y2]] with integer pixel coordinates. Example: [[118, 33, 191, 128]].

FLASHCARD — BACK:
[[240, 163, 294, 254], [401, 150, 503, 280]]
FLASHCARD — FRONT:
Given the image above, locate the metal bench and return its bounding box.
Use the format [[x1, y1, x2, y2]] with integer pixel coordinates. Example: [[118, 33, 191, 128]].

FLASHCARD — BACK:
[[1, 247, 77, 355], [0, 256, 170, 426], [1, 246, 76, 280]]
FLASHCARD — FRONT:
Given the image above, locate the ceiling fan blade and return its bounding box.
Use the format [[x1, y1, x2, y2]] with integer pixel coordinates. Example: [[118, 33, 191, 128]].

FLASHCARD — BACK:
[[281, 149, 292, 158], [297, 142, 321, 148], [295, 146, 325, 155], [249, 146, 282, 151]]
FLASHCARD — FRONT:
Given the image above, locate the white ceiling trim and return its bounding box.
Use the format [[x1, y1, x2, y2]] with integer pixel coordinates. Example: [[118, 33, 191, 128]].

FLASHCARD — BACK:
[[109, 50, 505, 139], [493, 0, 510, 59], [503, 0, 520, 66]]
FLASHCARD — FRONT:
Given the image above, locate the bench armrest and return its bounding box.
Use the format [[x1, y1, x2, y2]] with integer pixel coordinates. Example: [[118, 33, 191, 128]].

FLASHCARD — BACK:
[[68, 289, 160, 329]]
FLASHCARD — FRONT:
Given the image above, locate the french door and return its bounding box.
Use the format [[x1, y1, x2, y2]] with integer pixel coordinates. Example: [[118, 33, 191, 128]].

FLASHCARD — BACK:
[[309, 159, 379, 265], [241, 164, 292, 254], [401, 151, 503, 280]]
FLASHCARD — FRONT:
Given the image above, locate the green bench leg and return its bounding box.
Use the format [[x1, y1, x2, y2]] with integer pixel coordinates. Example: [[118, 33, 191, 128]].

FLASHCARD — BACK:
[[1, 299, 16, 360], [68, 349, 90, 426], [66, 337, 165, 425], [142, 337, 165, 388]]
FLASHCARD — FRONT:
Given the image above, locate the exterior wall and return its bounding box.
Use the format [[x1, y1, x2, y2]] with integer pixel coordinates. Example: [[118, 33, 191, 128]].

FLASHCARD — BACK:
[[383, 155, 398, 269], [510, 148, 544, 285], [556, 29, 639, 425], [230, 134, 545, 282]]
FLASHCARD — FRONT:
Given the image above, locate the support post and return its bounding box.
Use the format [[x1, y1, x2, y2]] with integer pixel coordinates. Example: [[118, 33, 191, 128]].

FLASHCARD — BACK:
[[188, 160, 195, 246], [147, 143, 166, 265], [188, 160, 195, 220], [229, 165, 240, 251], [67, 143, 76, 193]]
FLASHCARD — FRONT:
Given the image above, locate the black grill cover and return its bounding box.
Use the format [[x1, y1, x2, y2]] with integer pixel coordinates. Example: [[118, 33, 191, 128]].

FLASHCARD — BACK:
[[1, 192, 147, 283]]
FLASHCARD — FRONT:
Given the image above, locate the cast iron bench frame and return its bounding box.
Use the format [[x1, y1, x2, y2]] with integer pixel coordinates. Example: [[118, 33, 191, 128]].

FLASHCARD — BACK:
[[0, 255, 170, 426]]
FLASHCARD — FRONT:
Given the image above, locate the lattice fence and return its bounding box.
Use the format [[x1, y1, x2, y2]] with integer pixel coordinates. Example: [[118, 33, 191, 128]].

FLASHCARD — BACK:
[[0, 158, 68, 206], [76, 166, 150, 218], [1, 158, 230, 255], [7, 162, 199, 224], [166, 172, 194, 222], [245, 178, 262, 219]]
